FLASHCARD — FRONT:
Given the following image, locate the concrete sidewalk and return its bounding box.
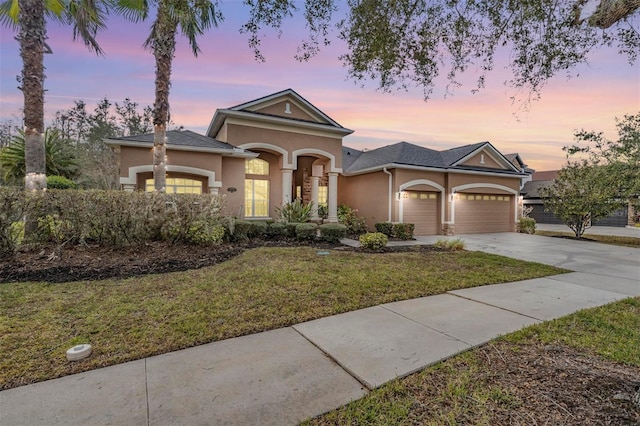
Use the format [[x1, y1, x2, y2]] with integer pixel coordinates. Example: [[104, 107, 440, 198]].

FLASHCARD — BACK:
[[1, 233, 638, 425]]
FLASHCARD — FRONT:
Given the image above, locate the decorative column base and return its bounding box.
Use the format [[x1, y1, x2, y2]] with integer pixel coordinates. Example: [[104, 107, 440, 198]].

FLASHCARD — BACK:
[[442, 223, 455, 236]]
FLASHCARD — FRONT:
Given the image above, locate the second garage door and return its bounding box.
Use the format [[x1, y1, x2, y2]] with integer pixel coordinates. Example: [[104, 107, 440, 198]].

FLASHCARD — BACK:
[[403, 191, 439, 235], [455, 193, 512, 233]]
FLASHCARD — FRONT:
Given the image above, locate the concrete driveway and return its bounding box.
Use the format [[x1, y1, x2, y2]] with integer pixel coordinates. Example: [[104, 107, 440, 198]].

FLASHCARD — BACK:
[[415, 232, 640, 282]]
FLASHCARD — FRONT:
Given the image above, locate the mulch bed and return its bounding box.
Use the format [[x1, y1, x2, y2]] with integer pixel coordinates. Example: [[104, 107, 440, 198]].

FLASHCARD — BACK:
[[0, 239, 440, 284]]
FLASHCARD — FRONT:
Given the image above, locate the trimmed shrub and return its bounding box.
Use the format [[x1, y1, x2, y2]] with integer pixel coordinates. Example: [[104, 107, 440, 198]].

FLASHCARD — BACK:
[[319, 223, 347, 243], [359, 232, 388, 250], [517, 217, 536, 234], [295, 223, 318, 241], [185, 222, 226, 245], [286, 222, 304, 238], [248, 221, 268, 239], [266, 222, 287, 239], [393, 223, 415, 240], [0, 188, 27, 258], [338, 205, 367, 236], [46, 175, 77, 189], [231, 219, 253, 242], [375, 222, 394, 236]]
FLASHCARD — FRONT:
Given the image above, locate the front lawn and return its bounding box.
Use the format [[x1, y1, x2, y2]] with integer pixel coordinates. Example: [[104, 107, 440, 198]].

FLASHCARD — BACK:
[[0, 246, 565, 390]]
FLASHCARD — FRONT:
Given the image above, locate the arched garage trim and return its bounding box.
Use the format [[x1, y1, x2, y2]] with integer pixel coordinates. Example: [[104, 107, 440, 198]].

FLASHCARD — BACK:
[[399, 179, 446, 224], [450, 183, 518, 225], [120, 165, 222, 190], [238, 142, 292, 169]]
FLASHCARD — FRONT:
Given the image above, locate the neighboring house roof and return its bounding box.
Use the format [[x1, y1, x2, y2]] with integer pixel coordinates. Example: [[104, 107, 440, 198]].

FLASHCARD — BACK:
[[343, 141, 523, 176], [104, 130, 257, 157], [207, 88, 354, 138], [532, 170, 559, 181], [521, 180, 553, 199]]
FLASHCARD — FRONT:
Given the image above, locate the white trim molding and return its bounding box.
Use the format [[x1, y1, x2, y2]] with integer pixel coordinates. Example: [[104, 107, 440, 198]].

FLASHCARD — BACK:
[[119, 165, 222, 190], [292, 148, 342, 173], [238, 142, 293, 168]]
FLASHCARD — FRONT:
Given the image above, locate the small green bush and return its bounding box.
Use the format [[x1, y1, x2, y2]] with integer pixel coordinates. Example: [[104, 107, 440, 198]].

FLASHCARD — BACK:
[[434, 238, 465, 251], [0, 188, 27, 258], [359, 232, 388, 250], [374, 222, 394, 236], [393, 223, 415, 240], [517, 217, 536, 234], [266, 222, 287, 239], [338, 205, 367, 236], [186, 222, 226, 245], [231, 220, 253, 242], [286, 222, 304, 238], [46, 175, 77, 189], [319, 223, 347, 243], [248, 221, 268, 239], [295, 223, 318, 241]]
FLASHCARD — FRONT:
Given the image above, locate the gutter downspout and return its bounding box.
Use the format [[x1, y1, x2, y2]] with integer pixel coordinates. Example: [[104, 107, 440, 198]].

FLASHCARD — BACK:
[[383, 167, 392, 222]]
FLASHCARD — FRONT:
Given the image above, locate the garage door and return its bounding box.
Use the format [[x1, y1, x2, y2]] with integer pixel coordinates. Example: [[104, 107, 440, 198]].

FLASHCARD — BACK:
[[403, 191, 439, 235], [455, 193, 512, 233], [529, 204, 563, 224]]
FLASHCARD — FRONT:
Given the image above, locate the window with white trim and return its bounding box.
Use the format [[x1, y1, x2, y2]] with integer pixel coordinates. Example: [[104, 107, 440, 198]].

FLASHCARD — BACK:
[[145, 178, 202, 194], [245, 158, 270, 217]]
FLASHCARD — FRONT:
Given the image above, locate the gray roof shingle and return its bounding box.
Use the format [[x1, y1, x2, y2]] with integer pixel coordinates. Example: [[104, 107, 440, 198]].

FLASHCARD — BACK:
[[110, 130, 236, 151], [343, 141, 520, 175]]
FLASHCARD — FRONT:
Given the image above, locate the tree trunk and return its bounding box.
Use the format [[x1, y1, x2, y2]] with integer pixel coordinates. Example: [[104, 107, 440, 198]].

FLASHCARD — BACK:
[[589, 0, 640, 29], [152, 1, 177, 193], [19, 0, 47, 190]]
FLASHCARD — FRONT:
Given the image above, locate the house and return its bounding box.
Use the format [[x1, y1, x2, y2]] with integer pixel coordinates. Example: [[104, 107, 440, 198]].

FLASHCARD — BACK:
[[522, 171, 631, 227], [106, 89, 527, 235]]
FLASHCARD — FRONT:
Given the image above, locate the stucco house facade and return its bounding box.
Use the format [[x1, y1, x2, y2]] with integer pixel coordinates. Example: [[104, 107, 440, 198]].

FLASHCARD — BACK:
[[106, 89, 527, 235]]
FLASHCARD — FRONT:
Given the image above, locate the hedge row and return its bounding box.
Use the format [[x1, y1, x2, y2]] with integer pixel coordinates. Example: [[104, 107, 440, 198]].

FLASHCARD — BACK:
[[374, 222, 415, 240], [0, 189, 349, 258]]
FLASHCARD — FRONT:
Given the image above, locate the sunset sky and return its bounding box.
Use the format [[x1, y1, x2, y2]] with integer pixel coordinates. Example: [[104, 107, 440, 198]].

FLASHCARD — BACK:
[[1, 4, 638, 172]]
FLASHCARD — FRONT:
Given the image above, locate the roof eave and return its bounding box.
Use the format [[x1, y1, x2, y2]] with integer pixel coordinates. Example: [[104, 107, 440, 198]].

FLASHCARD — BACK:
[[104, 139, 258, 157], [207, 109, 354, 137], [343, 163, 525, 178], [451, 142, 520, 172]]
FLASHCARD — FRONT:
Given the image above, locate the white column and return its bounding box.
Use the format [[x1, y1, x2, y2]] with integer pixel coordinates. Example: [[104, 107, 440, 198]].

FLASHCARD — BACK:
[[310, 176, 320, 220], [281, 169, 293, 205], [327, 172, 338, 223]]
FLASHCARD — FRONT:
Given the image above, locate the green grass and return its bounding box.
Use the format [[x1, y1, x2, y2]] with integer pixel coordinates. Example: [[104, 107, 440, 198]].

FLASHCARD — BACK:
[[0, 246, 564, 390], [304, 297, 640, 425], [535, 230, 640, 248]]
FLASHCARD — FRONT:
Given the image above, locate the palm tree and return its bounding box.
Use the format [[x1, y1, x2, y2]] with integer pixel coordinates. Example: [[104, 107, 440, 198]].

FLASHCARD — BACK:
[[128, 0, 221, 192], [0, 0, 109, 191], [0, 128, 78, 183]]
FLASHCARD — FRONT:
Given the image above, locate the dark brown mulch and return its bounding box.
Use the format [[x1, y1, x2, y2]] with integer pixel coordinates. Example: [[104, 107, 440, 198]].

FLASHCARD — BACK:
[[0, 239, 441, 284], [414, 340, 640, 425]]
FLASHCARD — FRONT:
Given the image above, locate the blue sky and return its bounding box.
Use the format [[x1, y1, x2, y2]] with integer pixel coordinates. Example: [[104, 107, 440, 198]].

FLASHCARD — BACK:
[[1, 4, 638, 171]]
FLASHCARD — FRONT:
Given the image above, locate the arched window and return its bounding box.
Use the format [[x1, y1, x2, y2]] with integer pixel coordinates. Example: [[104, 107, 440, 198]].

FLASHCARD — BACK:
[[245, 158, 270, 217], [245, 158, 269, 175]]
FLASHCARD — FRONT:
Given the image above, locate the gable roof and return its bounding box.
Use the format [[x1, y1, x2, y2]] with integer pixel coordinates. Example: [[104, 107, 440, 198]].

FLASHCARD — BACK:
[[206, 89, 354, 138], [343, 141, 522, 176], [104, 130, 256, 157]]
